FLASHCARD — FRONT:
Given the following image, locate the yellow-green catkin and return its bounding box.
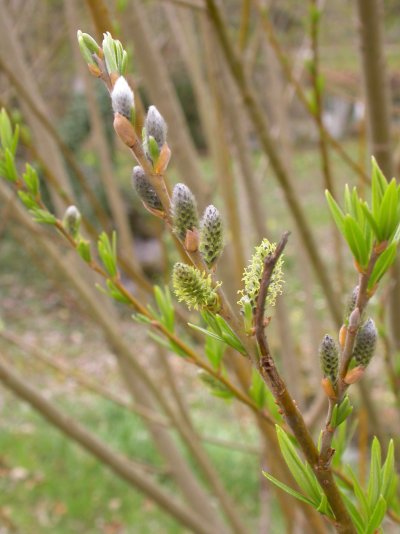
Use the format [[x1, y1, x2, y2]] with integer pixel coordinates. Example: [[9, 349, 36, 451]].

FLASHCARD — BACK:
[[172, 262, 220, 312], [238, 239, 284, 314]]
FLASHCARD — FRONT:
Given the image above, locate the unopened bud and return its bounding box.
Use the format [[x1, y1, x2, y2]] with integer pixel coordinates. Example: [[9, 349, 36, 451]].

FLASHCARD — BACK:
[[352, 318, 377, 367], [319, 334, 339, 385], [345, 286, 359, 322], [132, 166, 163, 212], [185, 228, 200, 252], [199, 205, 223, 268], [111, 76, 134, 120], [145, 105, 167, 149], [172, 262, 221, 312], [113, 113, 135, 147], [344, 366, 366, 385], [171, 183, 199, 241], [63, 205, 81, 238]]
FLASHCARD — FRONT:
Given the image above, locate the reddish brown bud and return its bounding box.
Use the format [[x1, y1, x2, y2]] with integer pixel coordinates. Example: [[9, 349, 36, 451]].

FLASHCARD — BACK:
[[321, 377, 337, 400], [155, 144, 171, 174], [113, 113, 135, 147], [339, 325, 347, 349], [185, 228, 200, 252], [344, 366, 366, 385]]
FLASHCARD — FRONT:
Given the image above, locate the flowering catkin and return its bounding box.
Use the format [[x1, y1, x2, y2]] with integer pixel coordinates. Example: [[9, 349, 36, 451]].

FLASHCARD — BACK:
[[171, 184, 199, 241], [132, 166, 163, 211], [199, 205, 223, 267], [172, 263, 220, 312], [238, 239, 284, 313]]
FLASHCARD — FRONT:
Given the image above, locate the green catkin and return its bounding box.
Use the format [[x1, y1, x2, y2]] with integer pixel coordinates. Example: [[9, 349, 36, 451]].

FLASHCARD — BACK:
[[172, 262, 220, 312], [319, 335, 339, 385], [171, 184, 199, 241], [199, 205, 223, 267], [352, 318, 377, 367], [237, 239, 284, 313], [132, 166, 163, 211]]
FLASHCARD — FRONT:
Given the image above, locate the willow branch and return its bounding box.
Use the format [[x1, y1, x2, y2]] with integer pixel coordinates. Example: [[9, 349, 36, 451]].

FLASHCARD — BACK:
[[254, 232, 356, 534]]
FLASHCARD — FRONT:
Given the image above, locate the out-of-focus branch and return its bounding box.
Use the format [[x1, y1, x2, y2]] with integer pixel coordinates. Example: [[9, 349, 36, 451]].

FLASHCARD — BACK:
[[253, 0, 370, 185], [0, 354, 214, 534], [205, 0, 342, 327]]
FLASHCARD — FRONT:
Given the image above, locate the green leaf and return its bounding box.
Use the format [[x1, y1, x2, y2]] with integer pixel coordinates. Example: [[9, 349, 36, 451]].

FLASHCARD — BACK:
[[201, 311, 222, 335], [365, 495, 386, 534], [154, 286, 174, 332], [198, 371, 234, 399], [362, 203, 381, 241], [4, 148, 18, 182], [23, 164, 40, 196], [346, 466, 369, 520], [340, 492, 366, 533], [343, 215, 370, 268], [276, 426, 321, 505], [331, 396, 353, 428], [204, 335, 225, 370], [371, 156, 388, 218], [214, 315, 246, 355], [18, 190, 37, 209], [0, 108, 13, 150], [29, 208, 57, 224], [106, 280, 130, 303], [367, 437, 382, 510], [377, 179, 399, 241], [368, 242, 397, 290], [249, 370, 267, 409], [97, 231, 118, 277], [148, 135, 160, 163], [325, 190, 345, 235], [381, 440, 396, 503], [77, 239, 91, 263], [188, 323, 226, 344], [262, 471, 316, 507]]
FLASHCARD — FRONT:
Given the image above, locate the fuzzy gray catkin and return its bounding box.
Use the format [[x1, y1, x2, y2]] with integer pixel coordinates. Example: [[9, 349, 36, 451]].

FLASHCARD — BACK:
[[352, 318, 377, 367], [199, 205, 223, 267], [145, 106, 167, 149], [171, 183, 199, 240], [132, 166, 163, 211], [319, 334, 339, 384], [111, 77, 134, 120]]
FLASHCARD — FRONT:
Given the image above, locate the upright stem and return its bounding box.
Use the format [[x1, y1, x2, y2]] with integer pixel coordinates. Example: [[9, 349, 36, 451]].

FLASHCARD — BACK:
[[254, 233, 356, 534]]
